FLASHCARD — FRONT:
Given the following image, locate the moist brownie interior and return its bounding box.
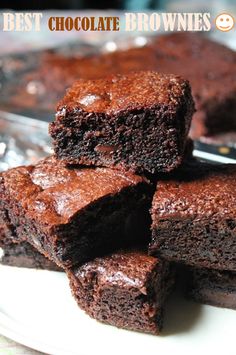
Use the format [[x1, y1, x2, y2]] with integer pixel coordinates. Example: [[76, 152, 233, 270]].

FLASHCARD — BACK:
[[186, 266, 236, 310], [67, 249, 175, 334]]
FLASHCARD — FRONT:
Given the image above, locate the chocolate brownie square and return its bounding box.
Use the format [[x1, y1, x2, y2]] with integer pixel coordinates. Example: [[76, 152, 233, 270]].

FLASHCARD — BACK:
[[0, 156, 152, 268], [67, 249, 174, 334], [150, 161, 236, 271], [186, 267, 236, 310], [49, 71, 194, 174]]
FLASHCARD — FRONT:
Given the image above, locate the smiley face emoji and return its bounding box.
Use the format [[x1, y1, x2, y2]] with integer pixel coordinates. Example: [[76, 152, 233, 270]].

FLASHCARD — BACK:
[[215, 13, 235, 32]]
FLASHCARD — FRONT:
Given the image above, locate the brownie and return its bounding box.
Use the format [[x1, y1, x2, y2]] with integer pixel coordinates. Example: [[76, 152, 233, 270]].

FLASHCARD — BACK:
[[150, 161, 236, 270], [0, 156, 152, 268], [49, 71, 194, 174], [0, 222, 14, 246], [0, 240, 61, 271], [186, 267, 236, 310], [67, 249, 174, 334], [182, 137, 194, 162], [0, 223, 60, 270]]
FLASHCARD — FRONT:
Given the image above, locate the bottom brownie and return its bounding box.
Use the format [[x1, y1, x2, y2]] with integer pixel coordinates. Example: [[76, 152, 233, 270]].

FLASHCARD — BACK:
[[67, 249, 174, 334], [0, 224, 61, 271], [186, 267, 236, 310]]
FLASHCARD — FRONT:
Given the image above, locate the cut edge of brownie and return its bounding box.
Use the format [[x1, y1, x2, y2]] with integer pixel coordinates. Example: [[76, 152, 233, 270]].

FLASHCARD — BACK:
[[0, 223, 61, 271], [0, 240, 61, 271], [186, 267, 236, 310]]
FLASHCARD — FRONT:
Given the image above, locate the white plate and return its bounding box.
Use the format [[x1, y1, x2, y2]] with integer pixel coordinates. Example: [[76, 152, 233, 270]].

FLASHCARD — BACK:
[[0, 264, 235, 355]]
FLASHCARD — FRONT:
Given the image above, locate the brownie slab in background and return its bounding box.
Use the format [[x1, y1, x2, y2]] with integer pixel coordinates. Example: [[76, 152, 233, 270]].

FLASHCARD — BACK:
[[50, 71, 194, 174], [186, 267, 236, 310], [3, 33, 235, 138], [67, 249, 174, 334], [150, 161, 236, 271], [150, 33, 236, 138], [0, 156, 153, 269]]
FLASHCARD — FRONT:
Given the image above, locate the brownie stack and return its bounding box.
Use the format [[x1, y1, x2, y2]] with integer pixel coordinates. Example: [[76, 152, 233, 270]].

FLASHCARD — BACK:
[[0, 69, 194, 334], [1, 63, 236, 336]]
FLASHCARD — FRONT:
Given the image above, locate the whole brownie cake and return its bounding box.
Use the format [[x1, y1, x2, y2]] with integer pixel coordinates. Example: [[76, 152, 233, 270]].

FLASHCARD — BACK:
[[67, 249, 174, 334], [186, 267, 236, 310], [0, 156, 152, 268], [150, 161, 236, 271], [50, 71, 194, 174]]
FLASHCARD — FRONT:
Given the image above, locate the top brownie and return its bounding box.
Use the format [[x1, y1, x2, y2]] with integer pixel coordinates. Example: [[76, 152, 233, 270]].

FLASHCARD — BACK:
[[50, 71, 194, 174]]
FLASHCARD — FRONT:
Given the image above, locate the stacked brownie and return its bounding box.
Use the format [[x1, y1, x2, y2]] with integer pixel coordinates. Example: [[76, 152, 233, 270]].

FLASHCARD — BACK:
[[1, 54, 236, 333], [0, 70, 194, 334], [50, 71, 194, 174], [0, 156, 154, 268]]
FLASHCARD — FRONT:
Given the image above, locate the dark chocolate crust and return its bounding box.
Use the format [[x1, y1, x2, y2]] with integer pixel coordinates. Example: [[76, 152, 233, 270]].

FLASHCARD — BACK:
[[50, 71, 194, 174], [67, 249, 174, 334], [150, 161, 236, 271], [7, 33, 236, 138], [0, 156, 153, 268], [186, 267, 236, 310]]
